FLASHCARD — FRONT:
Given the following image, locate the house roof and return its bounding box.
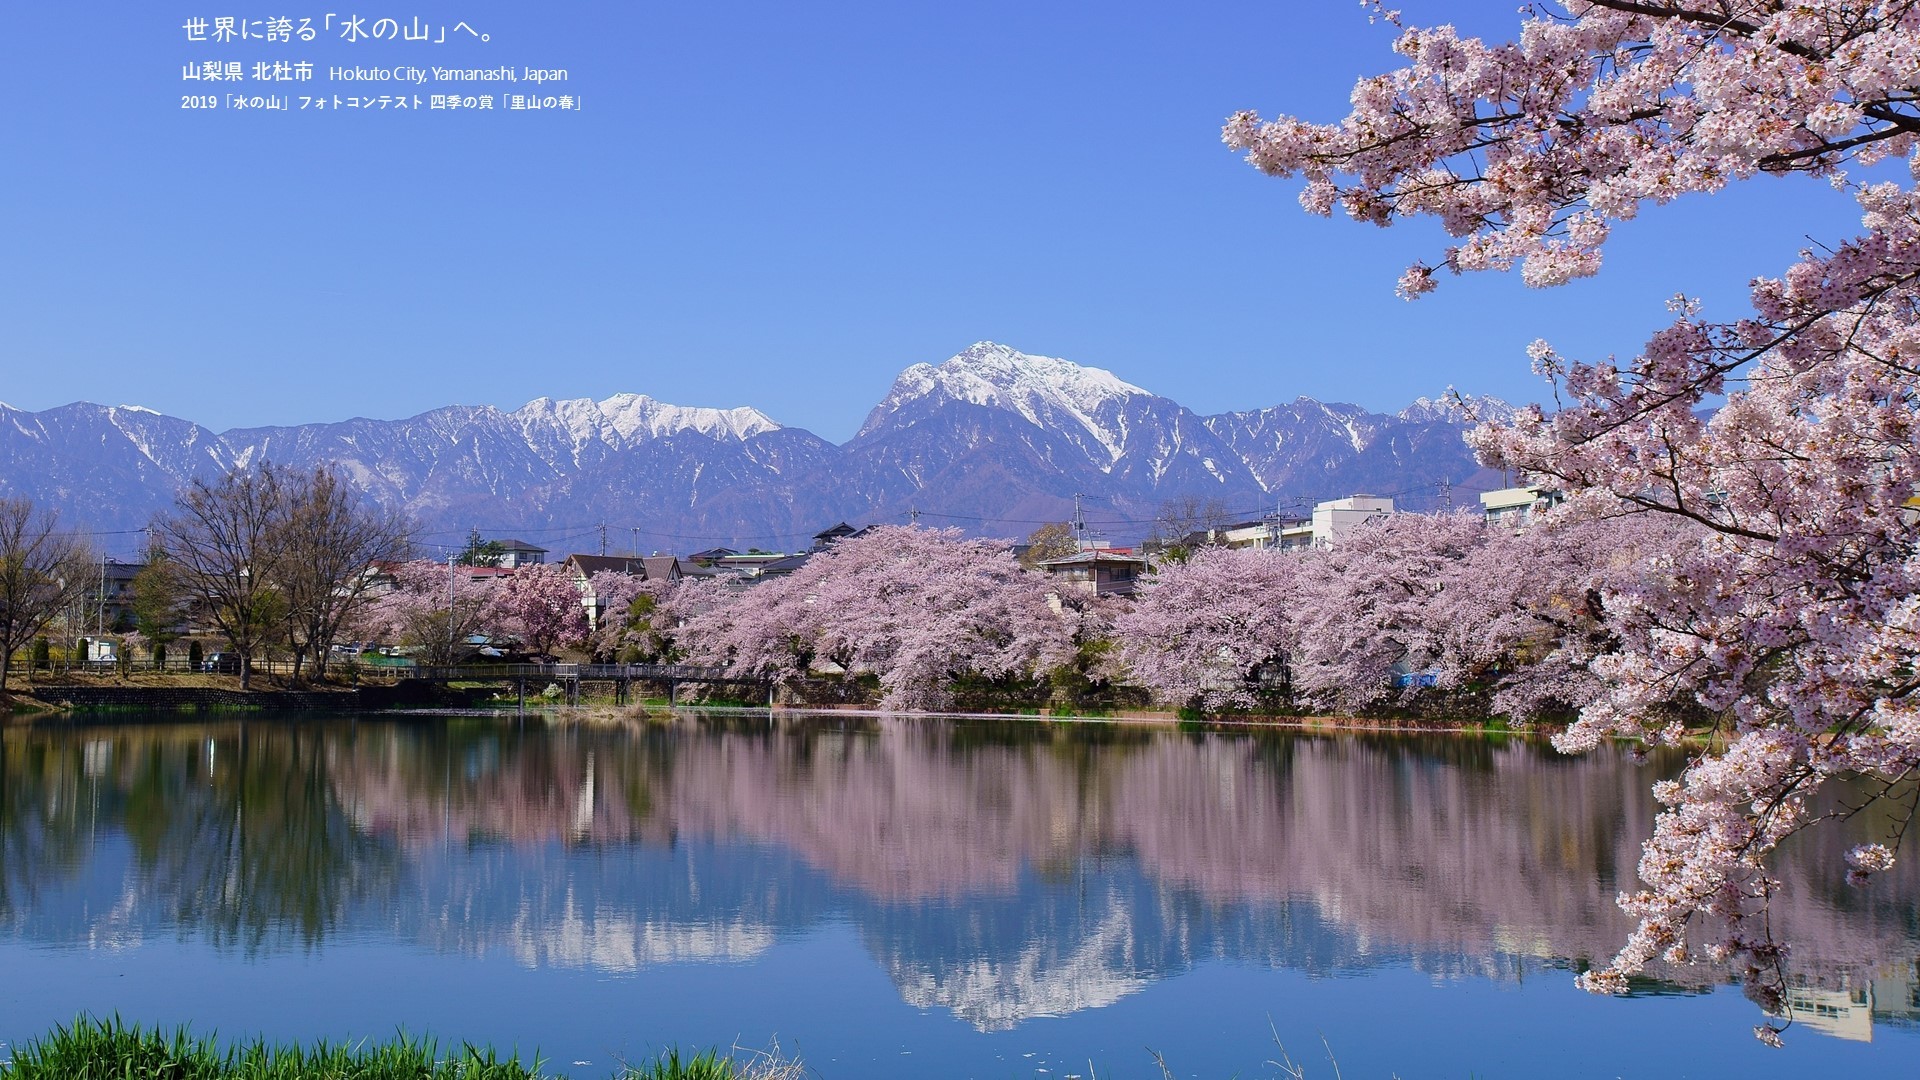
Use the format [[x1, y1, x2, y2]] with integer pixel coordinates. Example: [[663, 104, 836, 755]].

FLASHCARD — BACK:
[[567, 553, 688, 581], [566, 553, 646, 576], [1040, 549, 1149, 569], [754, 554, 812, 575], [494, 539, 548, 553]]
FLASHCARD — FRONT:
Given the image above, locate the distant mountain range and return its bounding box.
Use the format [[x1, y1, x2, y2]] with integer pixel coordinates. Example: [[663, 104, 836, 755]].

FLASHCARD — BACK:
[[0, 342, 1514, 552]]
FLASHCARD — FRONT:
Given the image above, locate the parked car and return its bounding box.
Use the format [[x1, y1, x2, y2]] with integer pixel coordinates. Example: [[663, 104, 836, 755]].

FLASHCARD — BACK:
[[202, 652, 241, 674]]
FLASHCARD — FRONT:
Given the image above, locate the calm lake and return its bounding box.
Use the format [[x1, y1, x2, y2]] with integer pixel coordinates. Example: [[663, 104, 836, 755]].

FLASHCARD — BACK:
[[1, 713, 1915, 1078]]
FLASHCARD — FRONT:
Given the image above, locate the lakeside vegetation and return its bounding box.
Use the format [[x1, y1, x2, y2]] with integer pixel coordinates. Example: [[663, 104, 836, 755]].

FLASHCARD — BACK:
[[0, 1019, 791, 1080]]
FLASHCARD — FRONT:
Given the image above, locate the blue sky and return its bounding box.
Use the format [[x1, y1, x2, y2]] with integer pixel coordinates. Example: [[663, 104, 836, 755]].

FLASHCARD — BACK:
[[0, 1, 1880, 441]]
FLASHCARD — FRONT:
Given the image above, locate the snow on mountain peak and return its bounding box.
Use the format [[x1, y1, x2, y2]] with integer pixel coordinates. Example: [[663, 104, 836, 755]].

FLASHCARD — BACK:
[[514, 393, 780, 447], [597, 393, 781, 441], [1397, 392, 1517, 425], [868, 342, 1151, 462]]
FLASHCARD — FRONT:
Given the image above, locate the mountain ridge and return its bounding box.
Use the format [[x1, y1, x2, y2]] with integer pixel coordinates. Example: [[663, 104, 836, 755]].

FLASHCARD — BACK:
[[0, 343, 1515, 548]]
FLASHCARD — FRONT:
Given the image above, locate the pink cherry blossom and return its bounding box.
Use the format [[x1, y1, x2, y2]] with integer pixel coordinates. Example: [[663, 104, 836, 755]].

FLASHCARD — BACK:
[[675, 526, 1074, 710], [1229, 0, 1920, 1034]]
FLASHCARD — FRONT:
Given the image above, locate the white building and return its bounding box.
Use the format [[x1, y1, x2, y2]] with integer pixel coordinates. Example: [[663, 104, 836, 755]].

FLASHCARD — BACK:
[[1478, 485, 1561, 529], [1310, 495, 1396, 546], [1212, 495, 1397, 552]]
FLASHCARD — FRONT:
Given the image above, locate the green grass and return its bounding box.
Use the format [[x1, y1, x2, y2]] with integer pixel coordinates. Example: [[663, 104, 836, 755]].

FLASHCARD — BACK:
[[0, 1018, 771, 1080]]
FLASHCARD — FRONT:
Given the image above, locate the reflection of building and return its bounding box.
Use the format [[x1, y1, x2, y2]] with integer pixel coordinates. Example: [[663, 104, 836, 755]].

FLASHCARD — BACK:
[[1783, 982, 1876, 1042], [1775, 963, 1920, 1042], [1877, 962, 1920, 1030]]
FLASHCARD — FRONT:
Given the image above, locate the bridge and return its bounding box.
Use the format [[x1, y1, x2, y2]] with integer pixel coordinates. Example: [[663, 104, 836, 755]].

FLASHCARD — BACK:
[[399, 662, 771, 707]]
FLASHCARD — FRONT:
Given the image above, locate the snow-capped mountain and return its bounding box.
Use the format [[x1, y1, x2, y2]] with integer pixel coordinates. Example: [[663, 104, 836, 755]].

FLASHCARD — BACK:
[[0, 343, 1506, 545]]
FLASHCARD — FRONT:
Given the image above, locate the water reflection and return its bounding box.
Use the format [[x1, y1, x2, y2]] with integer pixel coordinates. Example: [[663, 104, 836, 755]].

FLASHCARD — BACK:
[[2, 715, 1916, 1039]]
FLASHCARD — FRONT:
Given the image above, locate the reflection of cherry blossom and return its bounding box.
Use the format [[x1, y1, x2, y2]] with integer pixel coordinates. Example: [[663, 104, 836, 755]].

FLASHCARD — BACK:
[[1226, 0, 1920, 1022]]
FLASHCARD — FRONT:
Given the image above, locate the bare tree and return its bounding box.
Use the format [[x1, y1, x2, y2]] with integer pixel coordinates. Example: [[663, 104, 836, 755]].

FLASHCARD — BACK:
[[273, 467, 410, 682], [1020, 522, 1077, 568], [152, 464, 290, 689], [0, 498, 96, 692], [1151, 495, 1234, 564]]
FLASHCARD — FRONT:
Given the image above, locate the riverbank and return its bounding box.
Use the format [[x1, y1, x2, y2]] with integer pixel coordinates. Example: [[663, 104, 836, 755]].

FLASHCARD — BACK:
[[1, 675, 473, 718], [0, 1018, 800, 1080], [4, 683, 1543, 740]]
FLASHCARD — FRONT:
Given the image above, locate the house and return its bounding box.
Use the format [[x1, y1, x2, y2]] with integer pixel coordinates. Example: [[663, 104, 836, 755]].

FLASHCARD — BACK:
[[701, 551, 812, 581], [564, 553, 686, 630], [1039, 548, 1149, 597], [493, 539, 549, 569], [811, 523, 858, 550], [89, 560, 144, 633], [686, 547, 740, 567], [1479, 485, 1561, 529]]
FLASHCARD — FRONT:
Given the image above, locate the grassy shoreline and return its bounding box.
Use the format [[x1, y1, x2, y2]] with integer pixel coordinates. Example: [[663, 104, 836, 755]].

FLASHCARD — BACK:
[[0, 1018, 791, 1080]]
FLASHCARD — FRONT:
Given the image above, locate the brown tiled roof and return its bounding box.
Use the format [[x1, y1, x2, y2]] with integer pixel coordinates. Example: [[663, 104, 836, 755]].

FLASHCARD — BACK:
[[566, 553, 685, 581], [1039, 549, 1149, 569], [566, 554, 647, 577]]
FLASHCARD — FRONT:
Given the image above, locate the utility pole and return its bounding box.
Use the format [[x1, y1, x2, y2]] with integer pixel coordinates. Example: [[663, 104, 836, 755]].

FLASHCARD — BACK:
[[1440, 478, 1453, 513], [446, 552, 456, 667], [630, 526, 640, 558], [597, 522, 608, 556], [907, 507, 920, 525], [96, 556, 107, 638]]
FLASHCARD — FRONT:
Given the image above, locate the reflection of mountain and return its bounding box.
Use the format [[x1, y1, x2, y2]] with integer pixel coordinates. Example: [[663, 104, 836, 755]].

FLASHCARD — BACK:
[[5, 719, 1917, 1035]]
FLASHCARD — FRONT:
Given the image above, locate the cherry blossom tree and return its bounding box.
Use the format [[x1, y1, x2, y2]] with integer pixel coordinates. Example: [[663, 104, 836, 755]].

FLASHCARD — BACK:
[[357, 560, 497, 665], [677, 526, 1074, 710], [1114, 545, 1303, 711], [488, 562, 587, 661], [1288, 512, 1490, 714], [1227, 0, 1920, 1035], [584, 570, 677, 662], [1453, 511, 1702, 723]]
